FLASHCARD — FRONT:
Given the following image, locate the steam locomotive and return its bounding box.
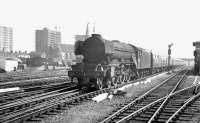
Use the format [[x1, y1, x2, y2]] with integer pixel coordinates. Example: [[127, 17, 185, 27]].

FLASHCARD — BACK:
[[68, 34, 184, 89]]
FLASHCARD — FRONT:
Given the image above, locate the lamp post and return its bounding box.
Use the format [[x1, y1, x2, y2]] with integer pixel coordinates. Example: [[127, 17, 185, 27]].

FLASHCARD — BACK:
[[168, 43, 173, 71]]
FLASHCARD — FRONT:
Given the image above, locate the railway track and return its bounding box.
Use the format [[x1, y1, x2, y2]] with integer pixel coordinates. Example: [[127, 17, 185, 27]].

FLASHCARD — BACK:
[[101, 69, 189, 123], [0, 84, 79, 117], [0, 76, 69, 88], [0, 88, 109, 123], [0, 68, 178, 123], [0, 69, 68, 82], [110, 84, 199, 123], [126, 80, 195, 122], [166, 87, 200, 123], [0, 82, 75, 104], [0, 67, 184, 123]]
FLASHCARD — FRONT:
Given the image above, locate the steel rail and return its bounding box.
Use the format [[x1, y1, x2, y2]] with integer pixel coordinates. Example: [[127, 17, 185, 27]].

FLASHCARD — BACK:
[[0, 76, 69, 89], [116, 83, 198, 123], [100, 70, 183, 123], [0, 69, 173, 123], [147, 70, 188, 123], [0, 88, 110, 123], [166, 87, 200, 123], [0, 84, 78, 115], [0, 69, 68, 82], [0, 81, 74, 104]]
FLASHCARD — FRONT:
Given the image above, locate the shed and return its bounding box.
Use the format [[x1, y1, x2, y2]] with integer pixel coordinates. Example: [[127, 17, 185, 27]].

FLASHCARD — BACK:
[[0, 57, 22, 72]]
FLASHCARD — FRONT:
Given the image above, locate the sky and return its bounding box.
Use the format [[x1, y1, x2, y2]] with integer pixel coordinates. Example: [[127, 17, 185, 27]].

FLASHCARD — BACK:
[[0, 0, 199, 58]]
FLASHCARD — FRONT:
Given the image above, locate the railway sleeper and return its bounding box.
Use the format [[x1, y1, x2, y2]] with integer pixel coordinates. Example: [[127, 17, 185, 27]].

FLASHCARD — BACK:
[[168, 103, 184, 107], [168, 99, 183, 104], [185, 106, 199, 111], [134, 103, 150, 107], [146, 96, 160, 99], [190, 103, 200, 107], [188, 103, 200, 107], [35, 112, 46, 118], [139, 113, 153, 118], [162, 109, 178, 113], [179, 114, 193, 117], [177, 116, 193, 121], [158, 112, 174, 117], [156, 118, 169, 122], [141, 100, 158, 104], [180, 111, 195, 115], [116, 115, 129, 120], [28, 117, 43, 122], [119, 112, 134, 117], [183, 109, 197, 113], [134, 116, 150, 121], [149, 106, 162, 111], [165, 105, 184, 108], [128, 107, 144, 112], [45, 111, 57, 115], [157, 114, 174, 120], [144, 111, 157, 115], [169, 99, 186, 103], [133, 105, 146, 109], [125, 110, 139, 114]]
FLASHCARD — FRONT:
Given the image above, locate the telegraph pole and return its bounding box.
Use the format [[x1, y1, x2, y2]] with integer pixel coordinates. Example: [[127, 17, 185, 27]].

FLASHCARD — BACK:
[[168, 43, 173, 71]]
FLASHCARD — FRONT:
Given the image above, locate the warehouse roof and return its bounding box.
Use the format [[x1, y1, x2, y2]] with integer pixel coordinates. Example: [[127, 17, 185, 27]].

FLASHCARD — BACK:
[[0, 56, 22, 63], [6, 57, 22, 62]]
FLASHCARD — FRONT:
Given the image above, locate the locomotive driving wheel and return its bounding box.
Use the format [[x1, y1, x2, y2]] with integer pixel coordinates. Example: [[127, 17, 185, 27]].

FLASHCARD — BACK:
[[96, 76, 103, 90]]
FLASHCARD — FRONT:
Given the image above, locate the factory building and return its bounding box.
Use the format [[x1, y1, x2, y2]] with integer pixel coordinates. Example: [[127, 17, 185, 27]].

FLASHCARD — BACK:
[[60, 44, 75, 65], [75, 35, 88, 42], [0, 26, 13, 52], [35, 28, 61, 57]]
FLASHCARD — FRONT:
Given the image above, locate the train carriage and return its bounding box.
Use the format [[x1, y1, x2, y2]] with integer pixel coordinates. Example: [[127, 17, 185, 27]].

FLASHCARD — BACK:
[[132, 47, 152, 76], [152, 53, 162, 72], [136, 48, 152, 69]]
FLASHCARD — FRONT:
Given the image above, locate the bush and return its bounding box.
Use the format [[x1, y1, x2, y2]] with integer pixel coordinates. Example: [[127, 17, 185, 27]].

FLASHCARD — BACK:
[[26, 56, 45, 67]]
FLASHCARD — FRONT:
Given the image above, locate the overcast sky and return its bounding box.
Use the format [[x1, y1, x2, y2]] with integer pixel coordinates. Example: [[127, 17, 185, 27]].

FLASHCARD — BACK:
[[0, 0, 199, 58]]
